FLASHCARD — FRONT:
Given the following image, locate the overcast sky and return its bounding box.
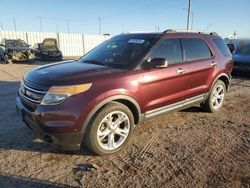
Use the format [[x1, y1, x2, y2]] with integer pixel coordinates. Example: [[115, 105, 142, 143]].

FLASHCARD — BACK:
[[0, 0, 249, 38]]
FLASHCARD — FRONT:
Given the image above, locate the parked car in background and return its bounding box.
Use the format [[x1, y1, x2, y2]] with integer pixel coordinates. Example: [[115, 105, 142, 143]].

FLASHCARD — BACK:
[[0, 38, 34, 64], [16, 30, 233, 155], [32, 38, 63, 61], [232, 43, 250, 75]]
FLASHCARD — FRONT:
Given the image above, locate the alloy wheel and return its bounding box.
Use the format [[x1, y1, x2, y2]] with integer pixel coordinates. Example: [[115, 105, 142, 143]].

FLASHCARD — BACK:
[[97, 111, 130, 151]]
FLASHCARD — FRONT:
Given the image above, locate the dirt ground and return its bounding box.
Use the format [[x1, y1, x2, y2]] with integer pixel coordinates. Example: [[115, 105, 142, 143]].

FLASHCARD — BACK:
[[0, 62, 249, 188]]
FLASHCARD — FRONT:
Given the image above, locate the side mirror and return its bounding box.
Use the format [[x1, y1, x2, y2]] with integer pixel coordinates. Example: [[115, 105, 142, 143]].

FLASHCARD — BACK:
[[142, 58, 168, 70]]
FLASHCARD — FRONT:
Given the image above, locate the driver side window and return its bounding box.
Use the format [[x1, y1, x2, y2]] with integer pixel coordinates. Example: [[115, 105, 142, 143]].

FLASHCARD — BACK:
[[151, 38, 183, 64]]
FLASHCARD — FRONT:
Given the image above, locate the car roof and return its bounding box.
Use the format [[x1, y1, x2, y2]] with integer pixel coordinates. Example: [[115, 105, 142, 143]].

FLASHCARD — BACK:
[[120, 30, 221, 39]]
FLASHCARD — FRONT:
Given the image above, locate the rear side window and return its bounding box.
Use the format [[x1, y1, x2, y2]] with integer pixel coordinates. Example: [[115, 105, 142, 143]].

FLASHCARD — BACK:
[[182, 38, 212, 61], [151, 38, 182, 64], [213, 39, 231, 56]]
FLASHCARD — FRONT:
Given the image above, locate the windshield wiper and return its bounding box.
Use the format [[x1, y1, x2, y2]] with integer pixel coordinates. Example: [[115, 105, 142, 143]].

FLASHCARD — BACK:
[[83, 59, 106, 66]]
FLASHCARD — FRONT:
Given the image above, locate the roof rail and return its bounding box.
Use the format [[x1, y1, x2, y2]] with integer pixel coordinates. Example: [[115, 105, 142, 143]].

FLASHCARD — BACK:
[[163, 29, 218, 36]]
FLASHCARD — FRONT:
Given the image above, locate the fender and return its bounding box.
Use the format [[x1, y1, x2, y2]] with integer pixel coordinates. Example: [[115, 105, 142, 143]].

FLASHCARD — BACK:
[[80, 95, 142, 134], [211, 73, 230, 89], [205, 72, 230, 100]]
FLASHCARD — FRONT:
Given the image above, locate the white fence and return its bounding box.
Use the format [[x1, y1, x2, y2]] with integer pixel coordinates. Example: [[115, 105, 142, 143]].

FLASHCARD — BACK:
[[0, 30, 111, 56]]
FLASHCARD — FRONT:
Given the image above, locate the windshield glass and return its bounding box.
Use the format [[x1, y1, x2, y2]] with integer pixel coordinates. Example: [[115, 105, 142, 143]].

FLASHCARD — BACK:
[[5, 40, 29, 47], [43, 39, 57, 47], [80, 34, 157, 69]]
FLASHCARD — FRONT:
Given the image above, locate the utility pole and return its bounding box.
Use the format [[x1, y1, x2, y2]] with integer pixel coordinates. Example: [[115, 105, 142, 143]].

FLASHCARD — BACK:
[[56, 24, 59, 33], [183, 8, 194, 29], [67, 20, 70, 34], [0, 22, 3, 30], [233, 31, 237, 39], [13, 18, 17, 31], [186, 0, 192, 30], [98, 17, 101, 35], [37, 17, 43, 32]]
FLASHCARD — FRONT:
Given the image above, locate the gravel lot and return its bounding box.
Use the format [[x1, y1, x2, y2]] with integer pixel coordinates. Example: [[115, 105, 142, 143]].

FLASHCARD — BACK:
[[0, 61, 249, 188]]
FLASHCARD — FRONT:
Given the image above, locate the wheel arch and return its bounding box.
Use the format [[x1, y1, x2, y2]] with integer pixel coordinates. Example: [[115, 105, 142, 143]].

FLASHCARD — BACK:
[[215, 73, 230, 90], [81, 95, 142, 134]]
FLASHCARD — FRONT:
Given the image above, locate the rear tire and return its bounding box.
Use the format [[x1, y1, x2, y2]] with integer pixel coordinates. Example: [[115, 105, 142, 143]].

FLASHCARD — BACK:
[[84, 102, 134, 155], [201, 80, 226, 113]]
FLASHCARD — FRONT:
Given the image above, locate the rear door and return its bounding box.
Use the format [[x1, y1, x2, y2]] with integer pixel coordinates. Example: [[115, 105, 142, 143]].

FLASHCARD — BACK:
[[180, 37, 216, 98], [141, 38, 189, 111]]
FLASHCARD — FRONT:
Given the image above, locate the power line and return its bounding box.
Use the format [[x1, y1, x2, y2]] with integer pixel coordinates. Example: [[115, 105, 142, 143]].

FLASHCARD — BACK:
[[206, 23, 214, 29], [103, 0, 184, 26]]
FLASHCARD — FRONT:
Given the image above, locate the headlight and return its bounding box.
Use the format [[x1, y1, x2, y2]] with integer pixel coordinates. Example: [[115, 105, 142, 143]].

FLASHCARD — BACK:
[[41, 83, 92, 105]]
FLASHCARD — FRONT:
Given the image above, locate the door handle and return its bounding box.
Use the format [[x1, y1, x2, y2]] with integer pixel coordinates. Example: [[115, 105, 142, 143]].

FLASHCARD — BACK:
[[211, 62, 217, 66], [176, 68, 185, 74]]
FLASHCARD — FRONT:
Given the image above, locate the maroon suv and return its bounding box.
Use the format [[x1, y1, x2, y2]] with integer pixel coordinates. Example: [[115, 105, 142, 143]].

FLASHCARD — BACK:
[[16, 30, 233, 155]]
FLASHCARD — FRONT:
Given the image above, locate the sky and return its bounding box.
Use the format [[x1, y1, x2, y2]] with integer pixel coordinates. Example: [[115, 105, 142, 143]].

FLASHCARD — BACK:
[[0, 0, 250, 38]]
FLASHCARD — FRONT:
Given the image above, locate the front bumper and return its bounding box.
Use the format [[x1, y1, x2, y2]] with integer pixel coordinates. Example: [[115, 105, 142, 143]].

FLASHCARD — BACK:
[[7, 51, 35, 62], [40, 53, 63, 61], [16, 96, 83, 150]]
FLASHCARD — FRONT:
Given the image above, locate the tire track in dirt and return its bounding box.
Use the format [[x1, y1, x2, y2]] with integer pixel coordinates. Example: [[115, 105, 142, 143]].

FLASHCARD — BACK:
[[0, 68, 19, 80]]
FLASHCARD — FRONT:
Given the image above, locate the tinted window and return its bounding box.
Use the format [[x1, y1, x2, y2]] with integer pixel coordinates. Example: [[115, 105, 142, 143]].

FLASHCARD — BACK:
[[213, 39, 231, 56], [151, 38, 182, 64], [182, 38, 212, 61]]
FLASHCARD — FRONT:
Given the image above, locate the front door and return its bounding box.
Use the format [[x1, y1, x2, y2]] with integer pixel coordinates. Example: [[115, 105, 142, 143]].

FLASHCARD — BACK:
[[140, 38, 188, 112]]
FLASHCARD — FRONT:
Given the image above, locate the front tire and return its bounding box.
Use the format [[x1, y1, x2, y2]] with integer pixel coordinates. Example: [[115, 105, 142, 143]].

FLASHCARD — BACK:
[[201, 80, 226, 112], [85, 102, 134, 155]]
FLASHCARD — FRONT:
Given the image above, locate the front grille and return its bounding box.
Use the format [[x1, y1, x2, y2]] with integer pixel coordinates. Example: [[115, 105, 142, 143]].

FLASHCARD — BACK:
[[49, 51, 59, 56], [19, 81, 47, 104]]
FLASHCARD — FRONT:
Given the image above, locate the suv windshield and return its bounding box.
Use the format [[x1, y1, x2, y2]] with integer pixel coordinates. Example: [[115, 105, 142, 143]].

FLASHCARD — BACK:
[[5, 40, 29, 48], [80, 34, 157, 69]]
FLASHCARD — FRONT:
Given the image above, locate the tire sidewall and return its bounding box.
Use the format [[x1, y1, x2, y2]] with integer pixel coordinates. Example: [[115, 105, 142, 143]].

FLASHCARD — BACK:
[[86, 102, 134, 155], [208, 80, 226, 112]]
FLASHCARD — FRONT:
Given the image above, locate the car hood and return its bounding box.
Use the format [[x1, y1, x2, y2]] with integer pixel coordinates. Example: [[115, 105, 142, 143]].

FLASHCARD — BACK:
[[42, 38, 58, 50], [233, 54, 250, 62], [24, 60, 125, 86]]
